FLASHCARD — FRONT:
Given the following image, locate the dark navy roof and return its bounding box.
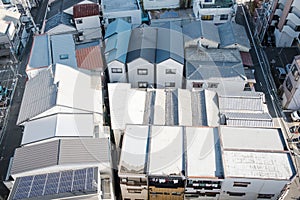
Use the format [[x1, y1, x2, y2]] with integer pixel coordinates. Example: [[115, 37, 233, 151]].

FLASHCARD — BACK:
[[45, 12, 74, 32]]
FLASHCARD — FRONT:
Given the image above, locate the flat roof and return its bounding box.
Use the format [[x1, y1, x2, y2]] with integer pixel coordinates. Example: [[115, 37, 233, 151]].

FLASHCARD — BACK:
[[223, 151, 295, 180], [102, 0, 139, 12], [220, 126, 285, 151], [148, 126, 184, 176], [119, 125, 149, 175], [186, 127, 223, 178], [28, 34, 50, 69]]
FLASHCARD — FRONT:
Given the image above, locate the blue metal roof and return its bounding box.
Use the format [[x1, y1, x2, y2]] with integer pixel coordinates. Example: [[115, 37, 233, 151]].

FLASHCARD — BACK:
[[45, 12, 74, 33], [104, 18, 131, 39]]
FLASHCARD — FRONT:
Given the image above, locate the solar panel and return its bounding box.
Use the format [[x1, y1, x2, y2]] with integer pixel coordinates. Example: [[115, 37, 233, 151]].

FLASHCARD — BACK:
[[44, 172, 60, 195], [29, 174, 46, 198], [58, 170, 73, 193], [12, 168, 98, 199]]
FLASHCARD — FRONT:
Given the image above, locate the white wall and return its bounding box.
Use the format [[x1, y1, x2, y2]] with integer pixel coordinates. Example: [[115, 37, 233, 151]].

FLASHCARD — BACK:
[[143, 0, 180, 10], [107, 60, 127, 83], [274, 28, 298, 47], [193, 6, 234, 24], [103, 10, 141, 26], [119, 175, 148, 200], [156, 59, 183, 89], [127, 58, 155, 88], [185, 38, 219, 48], [75, 15, 100, 30], [220, 178, 289, 200]]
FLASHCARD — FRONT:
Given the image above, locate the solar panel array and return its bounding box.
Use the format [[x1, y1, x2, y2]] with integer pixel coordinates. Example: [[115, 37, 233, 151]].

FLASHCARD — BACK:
[[12, 167, 96, 200]]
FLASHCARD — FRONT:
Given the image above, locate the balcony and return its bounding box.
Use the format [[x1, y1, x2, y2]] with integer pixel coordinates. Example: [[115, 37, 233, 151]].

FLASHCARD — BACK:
[[286, 13, 300, 31]]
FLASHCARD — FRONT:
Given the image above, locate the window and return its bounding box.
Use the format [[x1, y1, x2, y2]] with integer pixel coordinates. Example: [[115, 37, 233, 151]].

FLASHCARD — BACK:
[[233, 182, 251, 187], [193, 82, 203, 88], [59, 54, 69, 60], [76, 19, 83, 24], [127, 189, 142, 193], [227, 192, 246, 197], [220, 14, 228, 20], [201, 15, 214, 20], [257, 194, 275, 199], [137, 69, 148, 75], [286, 77, 293, 92], [208, 83, 219, 88], [165, 82, 175, 87], [138, 82, 148, 88], [204, 0, 212, 2], [111, 68, 122, 73], [291, 64, 299, 78], [166, 69, 176, 74]]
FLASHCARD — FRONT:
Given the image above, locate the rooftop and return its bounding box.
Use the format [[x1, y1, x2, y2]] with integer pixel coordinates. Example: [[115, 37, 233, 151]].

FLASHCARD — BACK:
[[186, 127, 223, 178], [11, 138, 110, 176], [102, 0, 139, 12], [104, 18, 131, 39], [73, 3, 100, 18], [44, 12, 75, 33], [28, 34, 51, 69], [200, 0, 234, 8], [76, 44, 103, 70]]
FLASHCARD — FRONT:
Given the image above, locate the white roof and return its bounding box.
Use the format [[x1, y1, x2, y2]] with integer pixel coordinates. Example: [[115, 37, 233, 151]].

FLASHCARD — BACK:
[[186, 127, 222, 178], [119, 125, 149, 175], [21, 113, 94, 145], [220, 126, 285, 151], [148, 126, 183, 176], [0, 8, 20, 27], [223, 151, 294, 180]]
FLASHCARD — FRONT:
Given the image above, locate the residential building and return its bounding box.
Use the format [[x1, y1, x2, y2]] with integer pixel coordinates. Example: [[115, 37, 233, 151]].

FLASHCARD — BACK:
[[218, 91, 274, 127], [101, 0, 142, 26], [156, 22, 184, 89], [282, 55, 300, 109], [7, 138, 115, 200], [185, 127, 223, 199], [119, 125, 295, 200], [17, 64, 103, 126], [193, 0, 236, 24], [218, 126, 295, 200], [149, 9, 195, 24], [143, 0, 181, 10], [272, 0, 300, 47], [108, 83, 219, 146], [104, 19, 131, 83], [73, 3, 102, 41], [182, 20, 220, 48], [185, 47, 247, 93], [42, 12, 76, 35], [126, 26, 157, 88], [0, 7, 22, 61], [26, 34, 77, 78]]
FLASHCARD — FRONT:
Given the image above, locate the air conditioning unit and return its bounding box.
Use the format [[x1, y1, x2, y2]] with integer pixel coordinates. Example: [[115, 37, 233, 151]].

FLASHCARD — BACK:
[[78, 35, 85, 41]]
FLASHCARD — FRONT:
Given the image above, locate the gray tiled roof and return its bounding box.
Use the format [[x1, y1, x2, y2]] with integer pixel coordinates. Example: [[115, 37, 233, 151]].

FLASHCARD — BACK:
[[182, 20, 220, 43], [127, 27, 157, 64], [45, 12, 75, 32], [219, 94, 264, 112], [11, 138, 110, 175], [218, 22, 251, 50], [17, 68, 58, 125]]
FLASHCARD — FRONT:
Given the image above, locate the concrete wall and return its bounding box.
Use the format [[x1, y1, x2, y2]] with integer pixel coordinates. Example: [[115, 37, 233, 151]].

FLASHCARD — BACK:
[[193, 6, 234, 24], [127, 58, 155, 88], [156, 59, 183, 89], [75, 15, 100, 30], [143, 0, 180, 10], [103, 10, 141, 26], [107, 60, 128, 83]]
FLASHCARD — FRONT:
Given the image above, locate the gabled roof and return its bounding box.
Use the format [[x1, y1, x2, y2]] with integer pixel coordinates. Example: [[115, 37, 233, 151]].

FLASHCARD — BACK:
[[17, 67, 57, 125], [44, 12, 75, 33], [76, 44, 103, 70], [104, 18, 131, 39], [73, 3, 99, 18], [105, 31, 131, 63], [156, 22, 184, 64], [182, 20, 220, 44], [126, 26, 157, 64], [218, 22, 251, 52], [11, 138, 110, 175], [21, 113, 94, 145]]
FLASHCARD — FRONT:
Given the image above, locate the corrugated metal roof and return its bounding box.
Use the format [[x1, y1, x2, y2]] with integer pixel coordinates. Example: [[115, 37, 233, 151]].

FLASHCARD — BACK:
[[11, 140, 60, 175], [127, 27, 157, 64], [73, 3, 99, 18], [11, 138, 110, 175], [240, 51, 254, 66], [76, 44, 103, 70], [218, 22, 251, 51], [21, 113, 95, 145], [105, 31, 131, 63], [104, 18, 131, 39], [28, 34, 50, 69], [224, 112, 274, 127], [182, 20, 220, 44], [156, 22, 184, 64], [17, 68, 57, 125], [45, 12, 75, 33]]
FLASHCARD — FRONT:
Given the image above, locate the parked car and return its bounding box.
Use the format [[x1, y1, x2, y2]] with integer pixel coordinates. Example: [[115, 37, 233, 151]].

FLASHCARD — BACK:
[[291, 110, 300, 122], [290, 125, 300, 134]]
